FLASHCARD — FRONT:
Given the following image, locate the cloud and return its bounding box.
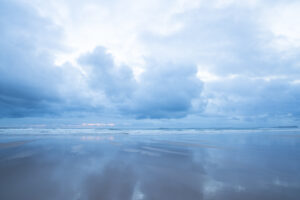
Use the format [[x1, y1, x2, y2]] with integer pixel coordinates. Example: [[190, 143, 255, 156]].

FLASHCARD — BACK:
[[78, 48, 204, 119], [203, 76, 300, 120], [141, 0, 300, 122], [0, 0, 204, 120], [261, 1, 300, 54], [124, 62, 203, 119], [0, 0, 64, 117], [1, 0, 300, 126], [79, 47, 136, 103]]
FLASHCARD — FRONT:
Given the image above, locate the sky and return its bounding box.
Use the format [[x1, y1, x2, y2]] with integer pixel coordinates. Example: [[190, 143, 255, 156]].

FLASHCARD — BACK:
[[0, 0, 300, 128]]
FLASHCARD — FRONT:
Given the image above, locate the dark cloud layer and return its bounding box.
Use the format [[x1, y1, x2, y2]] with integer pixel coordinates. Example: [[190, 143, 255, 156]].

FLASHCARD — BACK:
[[0, 0, 63, 117]]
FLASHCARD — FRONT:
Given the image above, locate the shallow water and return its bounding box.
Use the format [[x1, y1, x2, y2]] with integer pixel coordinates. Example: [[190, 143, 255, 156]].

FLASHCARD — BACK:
[[0, 129, 300, 200]]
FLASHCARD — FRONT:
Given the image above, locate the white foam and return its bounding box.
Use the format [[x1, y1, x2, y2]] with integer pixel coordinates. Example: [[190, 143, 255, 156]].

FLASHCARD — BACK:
[[0, 127, 299, 135]]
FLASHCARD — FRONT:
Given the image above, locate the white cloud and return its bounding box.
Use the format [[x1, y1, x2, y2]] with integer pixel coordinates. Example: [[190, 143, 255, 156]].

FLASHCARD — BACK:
[[261, 2, 300, 54], [22, 0, 203, 72], [213, 0, 259, 8]]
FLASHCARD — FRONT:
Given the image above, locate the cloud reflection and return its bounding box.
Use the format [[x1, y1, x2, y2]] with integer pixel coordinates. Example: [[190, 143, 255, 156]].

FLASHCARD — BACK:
[[0, 132, 300, 200]]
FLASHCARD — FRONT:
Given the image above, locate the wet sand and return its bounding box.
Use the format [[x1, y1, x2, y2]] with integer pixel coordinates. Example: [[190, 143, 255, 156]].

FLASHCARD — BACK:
[[0, 130, 300, 200]]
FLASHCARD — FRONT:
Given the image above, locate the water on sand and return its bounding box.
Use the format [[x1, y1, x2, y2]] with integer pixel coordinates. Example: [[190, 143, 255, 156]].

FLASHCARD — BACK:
[[0, 128, 300, 200]]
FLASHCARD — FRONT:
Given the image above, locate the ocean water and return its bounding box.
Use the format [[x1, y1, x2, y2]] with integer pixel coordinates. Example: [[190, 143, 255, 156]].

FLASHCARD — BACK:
[[0, 128, 300, 200]]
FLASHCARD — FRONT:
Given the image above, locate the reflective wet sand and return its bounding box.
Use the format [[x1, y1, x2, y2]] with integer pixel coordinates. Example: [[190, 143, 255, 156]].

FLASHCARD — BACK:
[[0, 130, 300, 200]]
